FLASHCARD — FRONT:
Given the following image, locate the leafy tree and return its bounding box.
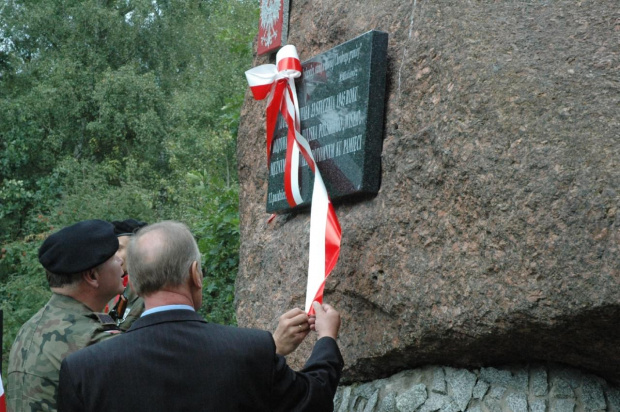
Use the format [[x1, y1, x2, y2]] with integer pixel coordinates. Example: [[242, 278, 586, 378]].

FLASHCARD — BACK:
[[1, 0, 258, 238]]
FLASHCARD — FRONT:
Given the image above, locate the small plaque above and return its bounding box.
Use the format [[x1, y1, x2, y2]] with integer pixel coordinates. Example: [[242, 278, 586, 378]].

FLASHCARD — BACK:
[[266, 30, 389, 213], [257, 0, 290, 56]]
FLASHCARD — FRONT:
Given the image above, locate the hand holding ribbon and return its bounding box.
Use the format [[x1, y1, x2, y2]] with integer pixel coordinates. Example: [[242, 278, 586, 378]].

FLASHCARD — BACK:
[[246, 45, 341, 314]]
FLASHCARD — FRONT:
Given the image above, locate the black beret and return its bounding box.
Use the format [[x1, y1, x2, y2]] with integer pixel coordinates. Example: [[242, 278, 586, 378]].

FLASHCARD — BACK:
[[38, 220, 119, 275], [111, 219, 148, 237]]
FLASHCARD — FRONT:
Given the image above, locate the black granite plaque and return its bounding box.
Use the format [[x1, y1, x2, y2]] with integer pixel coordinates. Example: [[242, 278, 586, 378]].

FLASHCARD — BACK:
[[266, 30, 388, 213]]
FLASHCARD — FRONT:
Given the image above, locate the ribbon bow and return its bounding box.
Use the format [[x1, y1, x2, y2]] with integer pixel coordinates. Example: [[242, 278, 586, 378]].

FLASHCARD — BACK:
[[246, 45, 341, 314]]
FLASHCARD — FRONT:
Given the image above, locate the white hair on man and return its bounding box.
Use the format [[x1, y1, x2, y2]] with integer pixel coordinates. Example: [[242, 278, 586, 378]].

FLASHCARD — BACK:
[[127, 221, 201, 296]]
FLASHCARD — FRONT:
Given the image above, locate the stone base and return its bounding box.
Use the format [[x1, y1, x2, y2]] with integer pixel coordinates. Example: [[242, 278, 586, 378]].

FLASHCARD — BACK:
[[335, 363, 620, 412]]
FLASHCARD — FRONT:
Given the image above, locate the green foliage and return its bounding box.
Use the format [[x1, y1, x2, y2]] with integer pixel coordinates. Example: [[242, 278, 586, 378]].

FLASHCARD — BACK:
[[48, 159, 158, 227], [87, 66, 168, 165], [0, 173, 64, 239], [195, 191, 240, 325], [0, 0, 258, 237], [0, 180, 34, 223]]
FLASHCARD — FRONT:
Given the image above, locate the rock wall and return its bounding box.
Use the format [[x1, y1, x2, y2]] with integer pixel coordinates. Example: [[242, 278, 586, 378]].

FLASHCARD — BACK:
[[236, 0, 620, 384], [334, 363, 620, 412]]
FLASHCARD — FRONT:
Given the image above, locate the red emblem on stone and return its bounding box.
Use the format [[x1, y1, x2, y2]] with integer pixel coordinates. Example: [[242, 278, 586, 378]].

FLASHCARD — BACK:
[[257, 0, 290, 56]]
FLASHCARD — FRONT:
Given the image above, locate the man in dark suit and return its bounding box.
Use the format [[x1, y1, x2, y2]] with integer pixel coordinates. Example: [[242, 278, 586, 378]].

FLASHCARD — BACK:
[[58, 220, 343, 412]]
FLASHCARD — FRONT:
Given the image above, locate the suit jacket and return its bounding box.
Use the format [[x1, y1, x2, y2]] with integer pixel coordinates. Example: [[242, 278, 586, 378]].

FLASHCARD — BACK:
[[58, 309, 344, 412]]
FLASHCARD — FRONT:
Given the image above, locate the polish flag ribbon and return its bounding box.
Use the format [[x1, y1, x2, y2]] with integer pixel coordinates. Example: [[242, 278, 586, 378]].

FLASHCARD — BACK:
[[246, 45, 341, 314]]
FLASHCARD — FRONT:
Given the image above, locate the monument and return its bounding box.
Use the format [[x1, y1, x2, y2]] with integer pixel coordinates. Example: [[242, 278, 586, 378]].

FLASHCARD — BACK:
[[238, 1, 620, 410]]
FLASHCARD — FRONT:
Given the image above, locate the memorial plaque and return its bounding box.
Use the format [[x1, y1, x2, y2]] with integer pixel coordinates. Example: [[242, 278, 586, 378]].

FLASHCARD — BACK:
[[257, 0, 290, 56], [266, 30, 388, 213]]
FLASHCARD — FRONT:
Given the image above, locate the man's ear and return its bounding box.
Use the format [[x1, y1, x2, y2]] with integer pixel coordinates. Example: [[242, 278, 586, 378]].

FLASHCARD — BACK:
[[190, 261, 202, 289], [82, 269, 99, 288]]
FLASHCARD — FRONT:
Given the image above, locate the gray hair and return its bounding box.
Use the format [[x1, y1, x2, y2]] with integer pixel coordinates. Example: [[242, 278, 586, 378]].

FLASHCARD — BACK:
[[127, 221, 201, 296]]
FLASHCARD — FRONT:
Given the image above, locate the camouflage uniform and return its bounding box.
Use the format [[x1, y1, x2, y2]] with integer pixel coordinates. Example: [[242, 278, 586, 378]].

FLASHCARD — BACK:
[[117, 287, 145, 331], [7, 293, 119, 412]]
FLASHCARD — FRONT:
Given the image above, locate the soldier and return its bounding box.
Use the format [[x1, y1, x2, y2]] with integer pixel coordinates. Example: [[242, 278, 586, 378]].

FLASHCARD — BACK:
[[7, 220, 125, 412], [108, 219, 148, 330]]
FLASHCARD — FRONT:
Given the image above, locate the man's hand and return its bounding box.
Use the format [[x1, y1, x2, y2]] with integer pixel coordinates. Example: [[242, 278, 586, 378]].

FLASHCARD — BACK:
[[273, 308, 310, 356], [309, 301, 341, 340]]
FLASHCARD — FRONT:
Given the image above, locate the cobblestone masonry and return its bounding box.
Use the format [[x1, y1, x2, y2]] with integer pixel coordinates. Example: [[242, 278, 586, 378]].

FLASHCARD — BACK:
[[334, 364, 620, 412]]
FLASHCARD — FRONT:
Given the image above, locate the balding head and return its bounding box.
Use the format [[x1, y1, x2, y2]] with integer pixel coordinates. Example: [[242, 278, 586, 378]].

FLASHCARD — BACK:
[[127, 221, 201, 296]]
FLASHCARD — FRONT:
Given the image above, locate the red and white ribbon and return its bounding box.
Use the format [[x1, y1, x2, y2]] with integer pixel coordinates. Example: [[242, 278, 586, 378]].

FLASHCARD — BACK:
[[246, 45, 341, 314]]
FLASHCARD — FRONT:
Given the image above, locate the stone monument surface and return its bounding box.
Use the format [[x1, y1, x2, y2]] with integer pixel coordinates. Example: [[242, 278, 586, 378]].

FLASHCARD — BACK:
[[237, 0, 620, 385], [267, 30, 388, 213]]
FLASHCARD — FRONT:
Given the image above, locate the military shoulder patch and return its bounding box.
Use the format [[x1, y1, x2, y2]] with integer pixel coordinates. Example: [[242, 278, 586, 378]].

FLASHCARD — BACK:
[[94, 312, 118, 327]]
